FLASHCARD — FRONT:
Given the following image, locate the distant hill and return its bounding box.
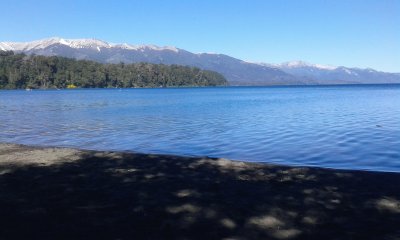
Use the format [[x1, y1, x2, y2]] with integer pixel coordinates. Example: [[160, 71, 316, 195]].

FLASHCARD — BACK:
[[1, 37, 399, 85]]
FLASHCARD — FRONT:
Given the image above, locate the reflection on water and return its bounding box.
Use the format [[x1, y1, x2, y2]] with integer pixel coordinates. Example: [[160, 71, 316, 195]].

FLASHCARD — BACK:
[[1, 85, 399, 172]]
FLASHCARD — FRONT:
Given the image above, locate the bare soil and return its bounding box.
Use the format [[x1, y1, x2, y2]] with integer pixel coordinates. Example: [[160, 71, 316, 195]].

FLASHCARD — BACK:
[[1, 143, 399, 240]]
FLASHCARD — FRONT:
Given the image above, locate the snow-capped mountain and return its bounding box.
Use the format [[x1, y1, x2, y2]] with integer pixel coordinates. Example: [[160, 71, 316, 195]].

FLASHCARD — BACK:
[[0, 37, 179, 52], [274, 61, 337, 70], [1, 37, 399, 85], [267, 61, 400, 84], [0, 37, 299, 85]]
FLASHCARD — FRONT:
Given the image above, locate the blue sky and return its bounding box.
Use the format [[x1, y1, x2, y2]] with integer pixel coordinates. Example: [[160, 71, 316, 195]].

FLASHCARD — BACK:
[[1, 0, 399, 72]]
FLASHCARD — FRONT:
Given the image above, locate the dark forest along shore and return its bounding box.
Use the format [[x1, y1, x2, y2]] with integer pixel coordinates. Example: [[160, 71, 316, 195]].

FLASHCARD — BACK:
[[1, 85, 400, 172], [0, 51, 227, 89], [1, 143, 400, 239]]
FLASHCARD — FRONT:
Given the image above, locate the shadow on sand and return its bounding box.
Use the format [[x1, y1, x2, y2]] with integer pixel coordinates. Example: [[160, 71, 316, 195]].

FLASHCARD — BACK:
[[0, 144, 400, 239]]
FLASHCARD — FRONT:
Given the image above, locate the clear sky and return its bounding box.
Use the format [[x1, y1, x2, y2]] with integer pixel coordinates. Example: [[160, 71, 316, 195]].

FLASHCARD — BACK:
[[1, 0, 399, 72]]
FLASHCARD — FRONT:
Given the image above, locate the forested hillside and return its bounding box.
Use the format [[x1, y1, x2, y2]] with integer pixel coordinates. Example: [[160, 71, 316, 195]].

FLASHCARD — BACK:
[[0, 51, 227, 89]]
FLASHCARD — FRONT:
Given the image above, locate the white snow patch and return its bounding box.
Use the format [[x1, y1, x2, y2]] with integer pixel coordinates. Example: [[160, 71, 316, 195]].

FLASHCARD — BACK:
[[0, 37, 180, 53], [313, 64, 337, 70], [0, 42, 13, 51], [344, 69, 352, 74], [279, 61, 337, 70], [342, 68, 359, 76], [251, 60, 337, 70], [140, 44, 179, 52]]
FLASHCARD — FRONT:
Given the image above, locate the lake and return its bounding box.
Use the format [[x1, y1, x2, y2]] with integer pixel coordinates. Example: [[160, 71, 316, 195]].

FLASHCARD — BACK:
[[1, 85, 399, 172]]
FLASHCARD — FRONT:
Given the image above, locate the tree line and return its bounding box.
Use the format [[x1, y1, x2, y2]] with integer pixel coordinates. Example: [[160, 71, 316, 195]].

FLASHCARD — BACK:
[[0, 51, 227, 89]]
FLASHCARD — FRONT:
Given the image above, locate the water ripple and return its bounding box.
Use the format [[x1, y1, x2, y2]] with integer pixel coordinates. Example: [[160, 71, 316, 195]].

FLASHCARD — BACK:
[[1, 86, 400, 172]]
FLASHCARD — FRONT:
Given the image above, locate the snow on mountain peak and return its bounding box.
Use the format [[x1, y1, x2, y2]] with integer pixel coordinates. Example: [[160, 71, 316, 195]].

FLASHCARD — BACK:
[[253, 60, 338, 71], [0, 42, 13, 51], [114, 43, 179, 52], [65, 38, 112, 49], [1, 37, 80, 51], [144, 45, 179, 52], [313, 64, 337, 70], [281, 60, 309, 67], [0, 37, 179, 53], [280, 61, 337, 70]]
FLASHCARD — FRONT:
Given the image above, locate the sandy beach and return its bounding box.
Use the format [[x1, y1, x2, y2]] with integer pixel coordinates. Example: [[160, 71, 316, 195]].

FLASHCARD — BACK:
[[0, 143, 399, 240]]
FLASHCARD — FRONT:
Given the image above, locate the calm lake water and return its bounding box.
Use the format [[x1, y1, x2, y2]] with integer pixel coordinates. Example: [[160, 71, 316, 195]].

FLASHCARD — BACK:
[[1, 85, 399, 172]]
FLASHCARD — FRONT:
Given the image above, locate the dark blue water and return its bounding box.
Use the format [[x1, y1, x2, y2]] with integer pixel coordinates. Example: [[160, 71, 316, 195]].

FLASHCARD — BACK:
[[1, 85, 399, 172]]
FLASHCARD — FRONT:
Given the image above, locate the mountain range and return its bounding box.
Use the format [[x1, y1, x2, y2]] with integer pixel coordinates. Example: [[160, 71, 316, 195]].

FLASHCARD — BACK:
[[1, 37, 399, 85]]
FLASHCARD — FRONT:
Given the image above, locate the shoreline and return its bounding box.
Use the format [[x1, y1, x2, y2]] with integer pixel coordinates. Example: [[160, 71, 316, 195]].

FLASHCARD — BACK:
[[1, 142, 398, 174], [1, 143, 400, 239], [1, 83, 400, 91]]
